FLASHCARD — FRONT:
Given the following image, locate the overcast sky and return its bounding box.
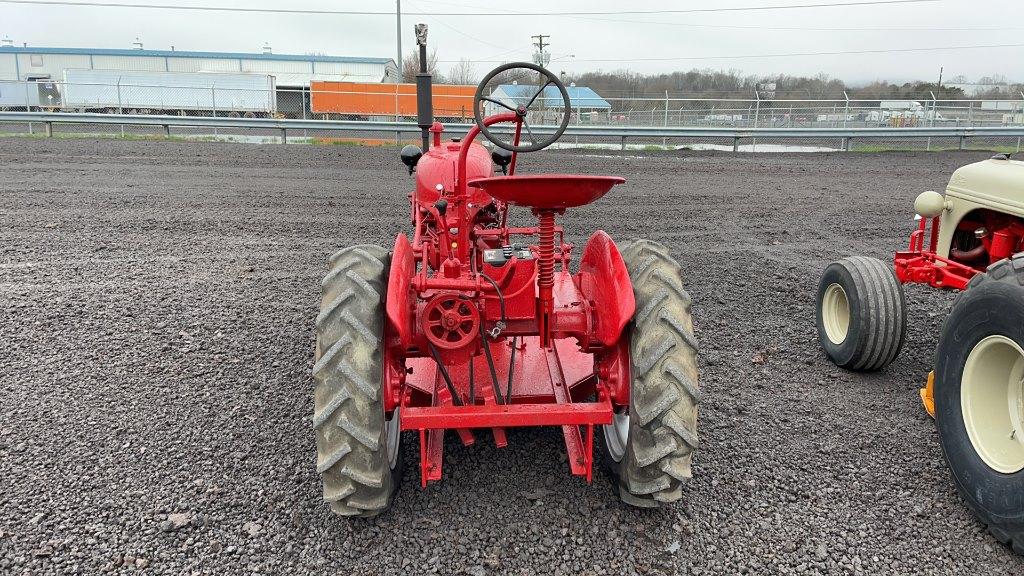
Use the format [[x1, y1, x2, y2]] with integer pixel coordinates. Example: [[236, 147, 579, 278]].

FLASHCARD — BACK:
[[2, 0, 1022, 85]]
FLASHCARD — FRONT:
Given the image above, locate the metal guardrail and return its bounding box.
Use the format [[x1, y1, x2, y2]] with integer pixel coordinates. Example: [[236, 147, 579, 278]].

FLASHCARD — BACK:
[[2, 111, 1024, 151]]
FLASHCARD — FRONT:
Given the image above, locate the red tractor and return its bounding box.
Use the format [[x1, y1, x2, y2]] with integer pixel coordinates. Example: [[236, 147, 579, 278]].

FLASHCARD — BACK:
[[815, 155, 1024, 554], [312, 27, 698, 517]]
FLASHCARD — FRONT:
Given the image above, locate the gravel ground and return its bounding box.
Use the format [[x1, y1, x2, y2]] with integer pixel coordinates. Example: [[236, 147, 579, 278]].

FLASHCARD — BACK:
[[1, 137, 1022, 576]]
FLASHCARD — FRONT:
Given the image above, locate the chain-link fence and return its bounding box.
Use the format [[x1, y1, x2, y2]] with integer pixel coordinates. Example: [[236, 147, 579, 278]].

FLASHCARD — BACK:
[[2, 79, 1023, 152]]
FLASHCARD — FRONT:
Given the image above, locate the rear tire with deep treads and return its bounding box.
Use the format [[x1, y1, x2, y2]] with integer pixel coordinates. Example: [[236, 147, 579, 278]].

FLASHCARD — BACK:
[[934, 254, 1024, 555], [599, 239, 700, 507], [312, 244, 403, 518]]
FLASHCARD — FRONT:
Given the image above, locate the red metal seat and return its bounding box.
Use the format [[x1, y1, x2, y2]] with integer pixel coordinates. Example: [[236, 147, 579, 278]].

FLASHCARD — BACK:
[[468, 174, 625, 209]]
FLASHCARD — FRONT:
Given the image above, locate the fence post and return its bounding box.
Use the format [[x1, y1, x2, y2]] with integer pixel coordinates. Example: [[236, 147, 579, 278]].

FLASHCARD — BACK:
[[576, 102, 580, 147], [958, 135, 965, 150], [27, 90, 35, 134], [620, 135, 626, 151], [1018, 92, 1024, 152], [164, 125, 170, 139], [212, 84, 219, 137], [733, 136, 740, 152], [926, 91, 936, 152], [843, 91, 849, 129], [23, 81, 34, 133], [662, 90, 669, 147], [45, 121, 52, 137], [117, 76, 125, 138], [752, 90, 760, 152], [281, 127, 287, 144], [842, 137, 849, 152]]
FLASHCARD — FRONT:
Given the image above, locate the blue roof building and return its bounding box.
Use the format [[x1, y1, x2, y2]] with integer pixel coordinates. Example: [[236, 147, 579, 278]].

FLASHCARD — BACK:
[[489, 83, 612, 111]]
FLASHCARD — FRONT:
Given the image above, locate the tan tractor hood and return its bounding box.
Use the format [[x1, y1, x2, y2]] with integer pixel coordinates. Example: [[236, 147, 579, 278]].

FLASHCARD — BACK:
[[946, 158, 1024, 217]]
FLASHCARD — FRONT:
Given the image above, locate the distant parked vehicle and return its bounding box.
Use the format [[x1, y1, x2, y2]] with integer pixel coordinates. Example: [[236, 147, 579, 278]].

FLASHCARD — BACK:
[[310, 81, 475, 120], [815, 113, 855, 122], [704, 113, 743, 122], [60, 69, 277, 117], [0, 79, 60, 111], [880, 100, 924, 112], [1004, 113, 1024, 125], [868, 106, 944, 126]]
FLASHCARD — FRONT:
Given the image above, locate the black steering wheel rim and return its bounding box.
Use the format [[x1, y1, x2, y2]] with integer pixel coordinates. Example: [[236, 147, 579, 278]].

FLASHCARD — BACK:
[[473, 62, 572, 153]]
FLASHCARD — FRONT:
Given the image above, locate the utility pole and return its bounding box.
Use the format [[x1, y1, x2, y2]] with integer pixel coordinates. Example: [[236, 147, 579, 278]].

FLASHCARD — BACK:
[[531, 34, 549, 56], [396, 0, 402, 80], [531, 35, 551, 120], [936, 66, 943, 90]]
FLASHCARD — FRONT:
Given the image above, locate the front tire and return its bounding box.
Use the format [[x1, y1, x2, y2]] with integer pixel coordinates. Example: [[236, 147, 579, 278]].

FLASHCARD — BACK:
[[934, 254, 1024, 555], [312, 245, 403, 517], [599, 239, 699, 507], [816, 256, 906, 371]]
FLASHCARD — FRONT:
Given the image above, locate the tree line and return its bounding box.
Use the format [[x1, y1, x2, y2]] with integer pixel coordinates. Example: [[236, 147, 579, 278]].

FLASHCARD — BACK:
[[402, 49, 1023, 103]]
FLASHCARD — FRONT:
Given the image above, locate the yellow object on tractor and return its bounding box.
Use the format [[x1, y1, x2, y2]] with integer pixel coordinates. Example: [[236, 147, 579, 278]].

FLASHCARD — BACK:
[[920, 371, 936, 419]]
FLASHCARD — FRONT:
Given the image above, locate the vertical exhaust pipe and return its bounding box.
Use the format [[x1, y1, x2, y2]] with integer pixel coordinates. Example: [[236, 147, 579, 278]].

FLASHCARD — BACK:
[[414, 24, 433, 152]]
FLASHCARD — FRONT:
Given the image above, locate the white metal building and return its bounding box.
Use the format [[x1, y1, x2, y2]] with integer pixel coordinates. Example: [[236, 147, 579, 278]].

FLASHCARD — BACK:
[[0, 46, 399, 87]]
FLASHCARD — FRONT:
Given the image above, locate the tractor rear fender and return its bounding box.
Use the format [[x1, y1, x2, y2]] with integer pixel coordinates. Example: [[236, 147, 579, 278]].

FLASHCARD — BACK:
[[579, 231, 636, 347], [386, 233, 415, 349]]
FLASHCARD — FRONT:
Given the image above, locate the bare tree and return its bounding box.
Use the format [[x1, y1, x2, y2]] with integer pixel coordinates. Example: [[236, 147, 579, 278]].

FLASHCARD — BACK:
[[977, 74, 1008, 85], [402, 48, 443, 83], [446, 59, 477, 86]]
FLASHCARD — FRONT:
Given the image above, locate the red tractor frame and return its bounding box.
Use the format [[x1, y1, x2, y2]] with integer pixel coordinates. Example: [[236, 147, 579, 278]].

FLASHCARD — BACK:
[[895, 200, 1024, 291], [312, 27, 699, 517], [390, 123, 633, 487]]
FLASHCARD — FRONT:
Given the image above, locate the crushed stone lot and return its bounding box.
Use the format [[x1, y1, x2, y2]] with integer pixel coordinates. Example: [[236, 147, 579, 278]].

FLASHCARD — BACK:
[[1, 137, 1022, 575]]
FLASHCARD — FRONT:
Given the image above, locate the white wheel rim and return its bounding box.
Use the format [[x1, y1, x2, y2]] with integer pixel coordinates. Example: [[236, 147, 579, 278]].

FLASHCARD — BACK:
[[603, 409, 629, 463], [821, 283, 851, 345], [961, 335, 1024, 474], [385, 407, 401, 470]]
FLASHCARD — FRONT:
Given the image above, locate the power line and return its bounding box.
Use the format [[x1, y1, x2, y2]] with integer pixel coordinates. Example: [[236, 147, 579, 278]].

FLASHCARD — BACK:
[[426, 12, 512, 52], [578, 15, 1024, 32], [0, 0, 942, 16], [437, 42, 1024, 63], [10, 0, 1012, 34], [404, 2, 530, 66], [412, 0, 1021, 32]]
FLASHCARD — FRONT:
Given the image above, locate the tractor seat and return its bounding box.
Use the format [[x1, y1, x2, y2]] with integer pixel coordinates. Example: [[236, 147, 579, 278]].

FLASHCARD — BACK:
[[467, 175, 625, 210]]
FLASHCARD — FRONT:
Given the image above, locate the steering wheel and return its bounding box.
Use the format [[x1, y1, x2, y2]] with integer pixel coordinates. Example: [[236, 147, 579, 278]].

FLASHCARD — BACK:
[[473, 62, 572, 153]]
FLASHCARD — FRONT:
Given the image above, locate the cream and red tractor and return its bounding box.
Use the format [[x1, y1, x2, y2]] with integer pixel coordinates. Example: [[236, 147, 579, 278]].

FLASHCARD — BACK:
[[311, 27, 698, 517], [816, 154, 1024, 554]]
